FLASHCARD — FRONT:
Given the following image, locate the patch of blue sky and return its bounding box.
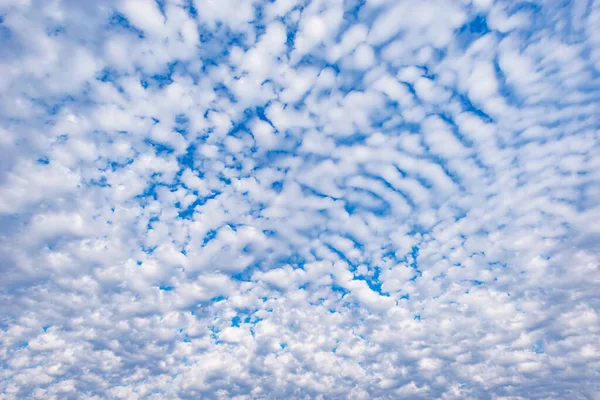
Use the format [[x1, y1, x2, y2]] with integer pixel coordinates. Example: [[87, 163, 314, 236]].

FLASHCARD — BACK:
[[108, 12, 144, 38], [455, 15, 491, 50]]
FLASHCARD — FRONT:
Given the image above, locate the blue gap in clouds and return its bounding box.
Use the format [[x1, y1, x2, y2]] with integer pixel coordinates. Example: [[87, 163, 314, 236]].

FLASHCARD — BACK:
[[196, 26, 250, 63], [381, 248, 402, 264], [466, 279, 484, 286], [285, 20, 298, 52], [271, 180, 283, 193], [144, 138, 175, 155], [177, 192, 220, 220], [451, 91, 494, 122], [135, 182, 164, 204], [210, 295, 227, 303], [380, 119, 421, 137], [0, 17, 13, 47], [46, 26, 65, 36], [343, 187, 391, 217], [202, 229, 218, 245], [109, 12, 144, 38], [247, 314, 264, 325], [364, 170, 416, 208], [336, 69, 372, 94], [335, 133, 369, 147], [89, 176, 110, 187], [199, 23, 216, 43], [259, 149, 296, 168], [507, 1, 543, 35], [36, 96, 76, 117], [325, 244, 358, 268], [422, 152, 463, 189], [370, 98, 398, 128], [255, 105, 273, 125], [331, 284, 350, 297], [227, 36, 250, 58], [341, 0, 366, 27], [455, 15, 490, 50], [155, 0, 166, 17], [253, 3, 266, 36], [177, 144, 198, 174], [231, 269, 253, 283], [210, 325, 221, 343], [433, 272, 446, 281], [150, 68, 173, 88], [174, 113, 189, 136], [295, 53, 329, 73], [493, 57, 519, 106], [104, 157, 135, 173], [213, 82, 237, 103], [142, 245, 157, 255], [438, 113, 476, 148], [140, 61, 185, 90], [183, 0, 197, 18], [273, 253, 307, 271], [98, 67, 120, 84], [356, 267, 386, 295], [402, 79, 419, 98], [173, 116, 187, 130], [147, 215, 160, 230], [218, 174, 231, 185], [408, 246, 422, 282], [148, 62, 178, 88]]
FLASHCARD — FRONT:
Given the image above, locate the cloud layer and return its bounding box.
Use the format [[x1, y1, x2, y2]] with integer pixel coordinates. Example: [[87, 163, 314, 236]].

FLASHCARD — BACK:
[[1, 0, 599, 398]]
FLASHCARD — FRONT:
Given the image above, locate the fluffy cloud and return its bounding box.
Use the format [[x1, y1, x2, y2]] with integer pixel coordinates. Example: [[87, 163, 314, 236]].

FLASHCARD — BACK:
[[0, 0, 599, 399]]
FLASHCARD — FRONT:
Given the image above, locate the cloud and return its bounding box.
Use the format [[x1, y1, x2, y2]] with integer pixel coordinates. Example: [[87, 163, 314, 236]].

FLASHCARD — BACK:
[[0, 0, 599, 399]]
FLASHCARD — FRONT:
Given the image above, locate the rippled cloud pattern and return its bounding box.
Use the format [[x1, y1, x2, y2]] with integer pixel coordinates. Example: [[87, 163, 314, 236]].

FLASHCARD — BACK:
[[1, 0, 600, 398]]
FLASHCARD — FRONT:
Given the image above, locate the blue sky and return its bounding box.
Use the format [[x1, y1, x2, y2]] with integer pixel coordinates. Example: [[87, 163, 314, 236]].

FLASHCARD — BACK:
[[1, 0, 600, 398]]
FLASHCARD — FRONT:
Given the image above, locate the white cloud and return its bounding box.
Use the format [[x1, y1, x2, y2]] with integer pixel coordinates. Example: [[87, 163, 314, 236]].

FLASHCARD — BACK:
[[0, 0, 599, 399]]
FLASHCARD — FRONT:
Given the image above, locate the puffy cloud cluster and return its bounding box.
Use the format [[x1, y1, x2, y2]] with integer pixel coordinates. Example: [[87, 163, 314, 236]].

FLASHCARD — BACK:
[[1, 0, 599, 398]]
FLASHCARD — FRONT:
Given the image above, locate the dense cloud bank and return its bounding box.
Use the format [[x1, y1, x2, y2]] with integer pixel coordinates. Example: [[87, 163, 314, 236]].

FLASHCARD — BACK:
[[1, 0, 599, 398]]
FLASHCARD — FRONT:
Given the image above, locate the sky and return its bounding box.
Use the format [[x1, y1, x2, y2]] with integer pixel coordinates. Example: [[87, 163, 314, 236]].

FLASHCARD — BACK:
[[0, 0, 599, 399]]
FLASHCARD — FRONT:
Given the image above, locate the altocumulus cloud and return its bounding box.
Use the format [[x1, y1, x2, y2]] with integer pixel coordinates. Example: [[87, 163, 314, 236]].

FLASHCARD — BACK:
[[1, 0, 599, 399]]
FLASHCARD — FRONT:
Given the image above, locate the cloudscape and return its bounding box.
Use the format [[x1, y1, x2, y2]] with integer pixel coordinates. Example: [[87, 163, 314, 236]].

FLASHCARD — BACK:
[[1, 0, 599, 398]]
